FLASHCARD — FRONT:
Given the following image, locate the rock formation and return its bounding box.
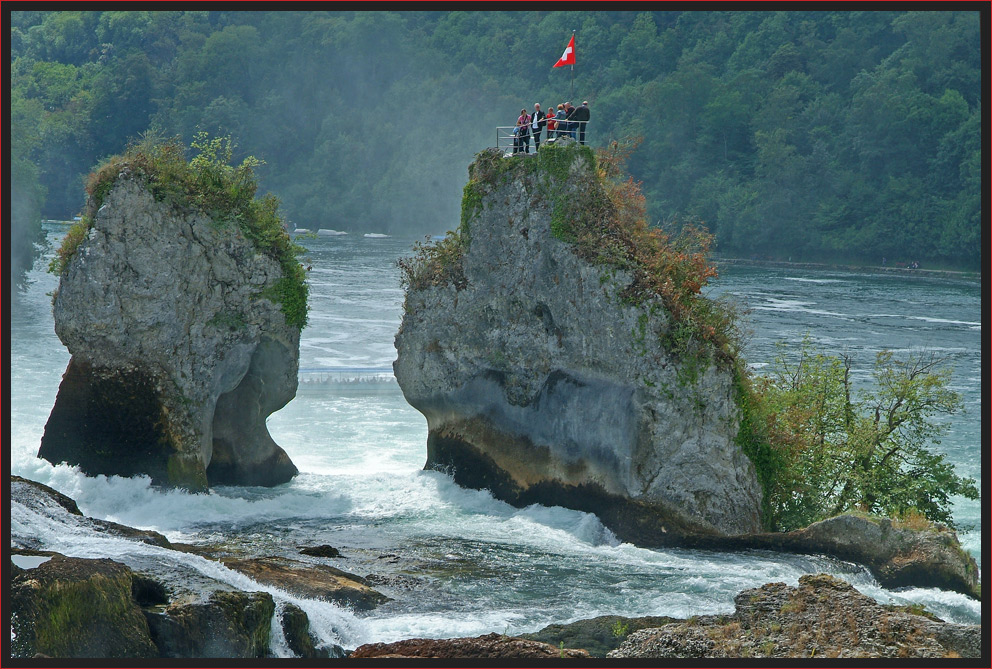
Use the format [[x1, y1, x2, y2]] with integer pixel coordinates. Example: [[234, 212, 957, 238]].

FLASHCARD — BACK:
[[394, 144, 762, 544], [607, 574, 981, 658], [39, 175, 300, 490]]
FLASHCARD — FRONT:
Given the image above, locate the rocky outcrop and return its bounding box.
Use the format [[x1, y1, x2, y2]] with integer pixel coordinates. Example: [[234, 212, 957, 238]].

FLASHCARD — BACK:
[[394, 144, 762, 544], [10, 553, 160, 658], [608, 574, 981, 658], [350, 633, 590, 659], [40, 176, 300, 490], [220, 556, 389, 611]]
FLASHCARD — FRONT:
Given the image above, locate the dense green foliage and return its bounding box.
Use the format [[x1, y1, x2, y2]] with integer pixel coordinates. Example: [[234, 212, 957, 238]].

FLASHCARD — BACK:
[[9, 9, 982, 295], [50, 133, 309, 329], [747, 336, 979, 531]]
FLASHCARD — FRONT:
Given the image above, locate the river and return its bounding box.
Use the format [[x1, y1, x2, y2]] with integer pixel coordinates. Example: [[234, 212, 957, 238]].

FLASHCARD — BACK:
[[10, 224, 982, 653]]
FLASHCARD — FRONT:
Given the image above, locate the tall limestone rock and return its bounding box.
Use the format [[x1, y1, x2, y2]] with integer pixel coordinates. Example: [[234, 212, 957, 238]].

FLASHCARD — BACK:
[[40, 163, 302, 490], [394, 144, 762, 544]]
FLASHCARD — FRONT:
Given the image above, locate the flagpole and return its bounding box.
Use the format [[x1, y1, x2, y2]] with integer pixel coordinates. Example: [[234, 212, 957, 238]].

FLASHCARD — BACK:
[[570, 30, 575, 101]]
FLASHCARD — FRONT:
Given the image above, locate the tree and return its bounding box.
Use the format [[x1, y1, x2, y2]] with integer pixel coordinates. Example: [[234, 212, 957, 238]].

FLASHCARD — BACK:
[[757, 337, 978, 531]]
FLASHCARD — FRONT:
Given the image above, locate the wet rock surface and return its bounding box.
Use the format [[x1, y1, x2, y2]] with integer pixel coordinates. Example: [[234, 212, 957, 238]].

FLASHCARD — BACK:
[[40, 177, 300, 490], [350, 632, 590, 658], [146, 589, 274, 658], [11, 475, 172, 549], [221, 556, 390, 611], [608, 574, 981, 659], [519, 614, 678, 657]]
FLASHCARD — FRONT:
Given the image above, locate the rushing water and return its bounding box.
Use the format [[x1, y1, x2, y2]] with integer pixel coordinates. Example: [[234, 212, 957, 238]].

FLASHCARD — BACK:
[[9, 224, 982, 653]]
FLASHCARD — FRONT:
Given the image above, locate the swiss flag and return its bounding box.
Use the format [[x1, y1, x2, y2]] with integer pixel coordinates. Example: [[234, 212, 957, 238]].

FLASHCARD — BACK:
[[553, 34, 575, 68]]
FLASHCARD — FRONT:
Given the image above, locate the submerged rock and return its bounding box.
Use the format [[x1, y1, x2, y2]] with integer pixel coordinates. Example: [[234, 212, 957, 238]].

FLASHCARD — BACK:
[[279, 603, 333, 659], [40, 176, 300, 490], [608, 574, 980, 658], [350, 632, 590, 658], [298, 544, 342, 558], [394, 144, 762, 543]]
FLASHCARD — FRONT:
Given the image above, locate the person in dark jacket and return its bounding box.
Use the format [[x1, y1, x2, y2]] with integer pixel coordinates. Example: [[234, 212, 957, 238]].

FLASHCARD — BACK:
[[572, 100, 591, 145], [530, 103, 546, 151], [564, 102, 576, 140]]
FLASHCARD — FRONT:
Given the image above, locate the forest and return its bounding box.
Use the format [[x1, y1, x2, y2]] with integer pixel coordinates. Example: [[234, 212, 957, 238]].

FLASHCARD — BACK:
[[9, 10, 983, 290]]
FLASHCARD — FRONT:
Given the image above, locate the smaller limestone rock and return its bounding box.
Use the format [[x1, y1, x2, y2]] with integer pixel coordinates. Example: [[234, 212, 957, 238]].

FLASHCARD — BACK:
[[40, 174, 302, 491]]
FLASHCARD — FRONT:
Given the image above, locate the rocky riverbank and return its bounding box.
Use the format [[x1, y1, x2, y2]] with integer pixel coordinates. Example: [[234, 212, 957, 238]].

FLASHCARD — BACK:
[[10, 475, 980, 659]]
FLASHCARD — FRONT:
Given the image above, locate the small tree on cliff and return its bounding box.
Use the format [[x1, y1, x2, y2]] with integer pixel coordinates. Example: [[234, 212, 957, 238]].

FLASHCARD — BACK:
[[756, 336, 978, 531]]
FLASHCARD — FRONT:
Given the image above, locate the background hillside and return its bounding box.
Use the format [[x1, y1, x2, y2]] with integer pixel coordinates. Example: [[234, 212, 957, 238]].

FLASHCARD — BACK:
[[9, 9, 982, 289]]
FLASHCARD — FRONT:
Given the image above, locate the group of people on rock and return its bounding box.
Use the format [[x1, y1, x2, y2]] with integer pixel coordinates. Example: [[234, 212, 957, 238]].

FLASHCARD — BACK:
[[512, 100, 590, 154]]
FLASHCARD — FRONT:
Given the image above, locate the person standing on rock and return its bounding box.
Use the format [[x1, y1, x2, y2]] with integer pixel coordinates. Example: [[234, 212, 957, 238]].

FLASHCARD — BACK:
[[531, 103, 546, 152], [516, 108, 531, 154], [573, 101, 591, 145]]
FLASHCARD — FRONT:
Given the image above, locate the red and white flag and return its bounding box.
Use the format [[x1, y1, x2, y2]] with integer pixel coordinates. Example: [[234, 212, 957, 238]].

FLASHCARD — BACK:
[[553, 34, 575, 68]]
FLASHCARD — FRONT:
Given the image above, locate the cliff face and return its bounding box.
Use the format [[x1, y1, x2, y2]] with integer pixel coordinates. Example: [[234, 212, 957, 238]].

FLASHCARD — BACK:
[[39, 176, 299, 490], [394, 146, 762, 543]]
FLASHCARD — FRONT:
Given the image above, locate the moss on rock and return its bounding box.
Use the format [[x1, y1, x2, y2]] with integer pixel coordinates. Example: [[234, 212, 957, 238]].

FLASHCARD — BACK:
[[10, 555, 159, 658]]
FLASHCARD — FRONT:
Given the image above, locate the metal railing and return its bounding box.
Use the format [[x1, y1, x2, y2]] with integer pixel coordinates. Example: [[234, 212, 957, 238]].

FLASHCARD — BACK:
[[494, 122, 586, 155]]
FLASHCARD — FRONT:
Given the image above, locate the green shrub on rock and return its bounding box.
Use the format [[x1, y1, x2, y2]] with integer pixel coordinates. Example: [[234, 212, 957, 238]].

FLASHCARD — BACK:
[[51, 132, 309, 329]]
